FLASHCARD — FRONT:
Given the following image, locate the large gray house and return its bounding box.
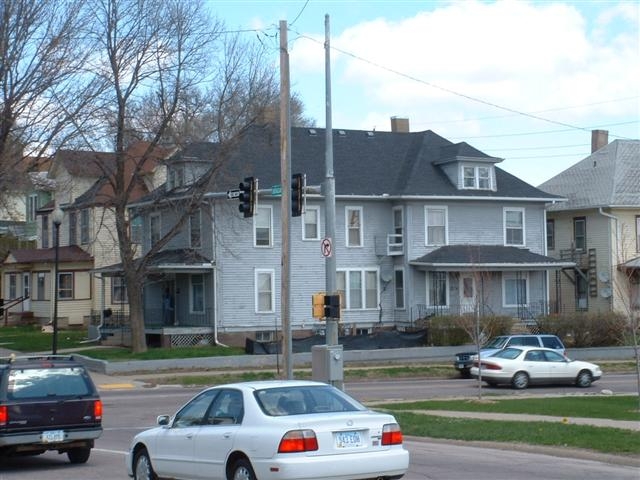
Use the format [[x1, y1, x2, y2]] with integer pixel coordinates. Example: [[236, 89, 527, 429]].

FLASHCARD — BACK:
[[108, 120, 572, 348]]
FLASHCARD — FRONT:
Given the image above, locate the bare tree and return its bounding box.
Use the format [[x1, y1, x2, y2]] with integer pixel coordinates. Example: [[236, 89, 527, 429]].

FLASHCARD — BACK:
[[79, 0, 288, 352], [0, 0, 101, 206]]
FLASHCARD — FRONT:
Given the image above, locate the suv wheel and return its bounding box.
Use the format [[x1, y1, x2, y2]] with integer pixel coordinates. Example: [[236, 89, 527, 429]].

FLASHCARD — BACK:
[[67, 447, 91, 464]]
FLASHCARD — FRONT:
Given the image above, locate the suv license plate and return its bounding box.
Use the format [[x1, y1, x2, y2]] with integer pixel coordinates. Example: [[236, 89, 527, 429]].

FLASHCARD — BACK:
[[335, 431, 363, 448], [42, 430, 65, 443]]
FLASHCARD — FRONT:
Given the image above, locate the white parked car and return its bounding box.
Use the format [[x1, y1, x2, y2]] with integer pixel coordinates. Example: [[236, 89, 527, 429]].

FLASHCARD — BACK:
[[470, 346, 602, 389], [126, 380, 409, 480]]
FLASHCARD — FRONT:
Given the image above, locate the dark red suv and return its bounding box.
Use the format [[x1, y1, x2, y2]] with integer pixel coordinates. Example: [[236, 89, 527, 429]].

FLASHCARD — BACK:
[[0, 355, 102, 463]]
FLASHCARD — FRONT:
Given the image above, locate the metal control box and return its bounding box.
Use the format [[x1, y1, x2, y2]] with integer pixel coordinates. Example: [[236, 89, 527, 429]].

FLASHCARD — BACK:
[[311, 344, 344, 383]]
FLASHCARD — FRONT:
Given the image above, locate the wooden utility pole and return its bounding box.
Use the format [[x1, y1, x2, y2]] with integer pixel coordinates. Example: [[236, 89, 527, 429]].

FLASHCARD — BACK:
[[279, 20, 293, 379]]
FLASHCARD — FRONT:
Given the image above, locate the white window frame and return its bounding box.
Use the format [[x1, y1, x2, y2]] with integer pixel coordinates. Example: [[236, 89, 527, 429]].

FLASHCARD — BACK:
[[302, 205, 320, 241], [189, 209, 202, 248], [504, 207, 525, 246], [8, 273, 17, 299], [425, 206, 448, 246], [461, 164, 493, 190], [112, 276, 128, 303], [150, 213, 161, 247], [190, 274, 205, 313], [426, 271, 449, 307], [41, 215, 49, 248], [80, 209, 90, 244], [255, 269, 275, 313], [36, 272, 47, 301], [27, 194, 38, 222], [345, 206, 363, 248], [254, 206, 273, 248], [336, 268, 379, 310], [58, 272, 73, 299], [502, 272, 529, 307], [394, 268, 405, 310]]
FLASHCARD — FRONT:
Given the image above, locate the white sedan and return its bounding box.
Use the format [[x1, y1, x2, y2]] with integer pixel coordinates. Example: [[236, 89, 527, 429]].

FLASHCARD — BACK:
[[125, 380, 409, 480], [470, 346, 602, 389]]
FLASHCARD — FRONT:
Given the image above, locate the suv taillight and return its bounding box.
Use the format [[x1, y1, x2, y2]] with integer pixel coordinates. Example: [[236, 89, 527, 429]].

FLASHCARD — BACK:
[[381, 423, 403, 445], [94, 400, 103, 421], [0, 406, 7, 427]]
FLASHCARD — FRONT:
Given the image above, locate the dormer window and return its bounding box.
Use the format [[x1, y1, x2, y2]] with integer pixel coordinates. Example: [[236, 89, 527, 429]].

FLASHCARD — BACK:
[[168, 165, 185, 190], [462, 165, 492, 190]]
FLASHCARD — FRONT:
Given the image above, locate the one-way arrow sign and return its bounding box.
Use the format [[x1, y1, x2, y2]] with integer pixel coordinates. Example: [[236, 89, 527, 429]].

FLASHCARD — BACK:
[[226, 189, 241, 199]]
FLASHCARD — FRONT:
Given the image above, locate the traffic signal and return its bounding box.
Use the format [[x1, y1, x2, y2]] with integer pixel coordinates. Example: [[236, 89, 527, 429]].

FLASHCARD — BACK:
[[238, 177, 256, 218], [325, 294, 341, 319], [291, 173, 304, 217], [311, 293, 341, 320]]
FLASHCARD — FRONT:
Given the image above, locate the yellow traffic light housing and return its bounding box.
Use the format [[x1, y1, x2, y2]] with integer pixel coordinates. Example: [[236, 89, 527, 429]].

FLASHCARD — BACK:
[[312, 293, 326, 319]]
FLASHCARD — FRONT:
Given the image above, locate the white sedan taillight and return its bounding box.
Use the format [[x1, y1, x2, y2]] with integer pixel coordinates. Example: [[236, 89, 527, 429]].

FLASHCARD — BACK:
[[381, 423, 403, 445], [278, 429, 319, 453]]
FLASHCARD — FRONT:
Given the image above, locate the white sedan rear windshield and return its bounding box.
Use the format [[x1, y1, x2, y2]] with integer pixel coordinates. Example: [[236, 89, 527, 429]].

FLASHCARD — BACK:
[[254, 386, 366, 416]]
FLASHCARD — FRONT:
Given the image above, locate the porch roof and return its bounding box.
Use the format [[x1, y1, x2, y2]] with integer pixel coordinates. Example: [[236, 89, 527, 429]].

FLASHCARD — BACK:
[[94, 248, 214, 276], [3, 245, 93, 265], [409, 245, 575, 271], [619, 256, 640, 271]]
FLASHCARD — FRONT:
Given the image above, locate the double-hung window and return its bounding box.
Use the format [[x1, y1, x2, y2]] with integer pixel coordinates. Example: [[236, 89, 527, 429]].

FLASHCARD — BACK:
[[150, 213, 161, 247], [68, 211, 77, 245], [573, 217, 586, 251], [80, 209, 90, 244], [504, 208, 525, 246], [58, 272, 73, 299], [394, 268, 405, 309], [546, 219, 555, 250], [303, 206, 320, 240], [336, 268, 379, 310], [345, 207, 363, 247], [255, 206, 272, 247], [36, 272, 46, 300], [255, 269, 275, 313], [426, 206, 447, 246], [503, 272, 528, 307], [112, 277, 128, 303], [190, 209, 201, 248], [42, 215, 49, 248], [462, 165, 492, 190]]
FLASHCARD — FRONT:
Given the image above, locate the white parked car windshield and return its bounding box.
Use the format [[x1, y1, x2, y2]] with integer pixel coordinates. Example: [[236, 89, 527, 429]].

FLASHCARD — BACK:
[[254, 385, 367, 416]]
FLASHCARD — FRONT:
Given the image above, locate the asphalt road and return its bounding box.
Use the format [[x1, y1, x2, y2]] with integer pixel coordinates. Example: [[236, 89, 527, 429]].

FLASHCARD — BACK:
[[0, 376, 637, 480]]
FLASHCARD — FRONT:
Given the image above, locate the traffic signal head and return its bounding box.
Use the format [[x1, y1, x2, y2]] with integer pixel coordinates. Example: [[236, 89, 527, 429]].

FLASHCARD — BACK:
[[325, 294, 341, 319], [291, 173, 304, 217], [238, 177, 256, 218], [312, 293, 325, 319]]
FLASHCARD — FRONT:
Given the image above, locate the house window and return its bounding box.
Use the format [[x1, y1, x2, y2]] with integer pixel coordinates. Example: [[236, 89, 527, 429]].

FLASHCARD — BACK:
[[36, 272, 46, 300], [58, 272, 73, 299], [303, 206, 320, 240], [42, 215, 49, 248], [168, 165, 184, 190], [573, 217, 586, 251], [190, 274, 204, 313], [112, 277, 127, 303], [150, 213, 161, 247], [503, 272, 528, 307], [255, 206, 272, 247], [462, 165, 492, 190], [130, 215, 142, 244], [8, 274, 17, 299], [27, 194, 38, 222], [504, 208, 525, 246], [427, 271, 448, 307], [546, 219, 555, 250], [426, 206, 447, 245], [636, 216, 640, 253], [336, 268, 379, 310], [393, 206, 403, 240], [190, 209, 201, 248], [80, 209, 90, 244], [394, 268, 405, 309], [255, 269, 274, 313], [346, 206, 363, 247], [68, 211, 77, 245]]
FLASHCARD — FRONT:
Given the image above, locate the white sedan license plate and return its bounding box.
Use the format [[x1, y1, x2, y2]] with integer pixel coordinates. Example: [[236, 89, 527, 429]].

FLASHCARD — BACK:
[[335, 430, 363, 448], [42, 430, 65, 443]]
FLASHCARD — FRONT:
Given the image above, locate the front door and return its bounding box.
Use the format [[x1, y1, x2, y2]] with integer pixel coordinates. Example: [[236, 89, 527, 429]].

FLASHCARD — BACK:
[[22, 273, 30, 311], [459, 274, 476, 314]]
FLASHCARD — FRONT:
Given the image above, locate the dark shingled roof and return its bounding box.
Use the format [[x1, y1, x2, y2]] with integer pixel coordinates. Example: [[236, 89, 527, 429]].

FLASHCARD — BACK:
[[137, 125, 562, 202], [4, 246, 93, 264], [410, 245, 572, 269], [95, 249, 212, 274]]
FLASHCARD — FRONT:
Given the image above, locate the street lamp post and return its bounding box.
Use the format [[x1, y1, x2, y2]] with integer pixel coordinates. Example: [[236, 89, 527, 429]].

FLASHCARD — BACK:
[[52, 207, 63, 355]]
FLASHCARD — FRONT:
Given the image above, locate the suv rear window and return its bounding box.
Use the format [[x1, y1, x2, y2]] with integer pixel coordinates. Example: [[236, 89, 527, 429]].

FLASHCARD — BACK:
[[8, 367, 92, 399], [541, 336, 563, 349]]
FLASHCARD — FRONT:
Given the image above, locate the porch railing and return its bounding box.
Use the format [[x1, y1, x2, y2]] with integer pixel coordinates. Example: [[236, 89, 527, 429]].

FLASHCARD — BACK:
[[143, 307, 213, 328]]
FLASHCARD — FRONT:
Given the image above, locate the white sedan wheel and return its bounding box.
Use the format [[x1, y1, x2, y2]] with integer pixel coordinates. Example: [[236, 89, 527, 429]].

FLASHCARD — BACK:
[[232, 458, 256, 480]]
